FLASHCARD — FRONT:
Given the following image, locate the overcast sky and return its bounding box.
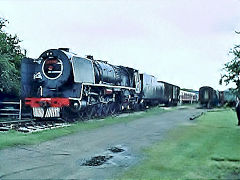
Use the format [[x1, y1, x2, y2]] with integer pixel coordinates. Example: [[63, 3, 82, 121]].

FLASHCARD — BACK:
[[1, 0, 240, 90]]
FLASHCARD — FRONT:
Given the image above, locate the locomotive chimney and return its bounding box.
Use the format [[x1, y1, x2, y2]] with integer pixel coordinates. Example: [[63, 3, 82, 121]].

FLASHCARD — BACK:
[[86, 55, 94, 60]]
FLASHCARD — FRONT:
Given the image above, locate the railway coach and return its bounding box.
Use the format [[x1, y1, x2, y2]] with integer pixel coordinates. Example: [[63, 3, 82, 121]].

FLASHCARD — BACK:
[[219, 90, 236, 107], [179, 90, 198, 104], [199, 86, 219, 108]]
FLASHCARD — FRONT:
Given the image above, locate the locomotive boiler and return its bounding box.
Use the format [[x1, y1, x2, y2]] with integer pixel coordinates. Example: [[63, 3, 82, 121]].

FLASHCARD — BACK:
[[21, 48, 141, 119]]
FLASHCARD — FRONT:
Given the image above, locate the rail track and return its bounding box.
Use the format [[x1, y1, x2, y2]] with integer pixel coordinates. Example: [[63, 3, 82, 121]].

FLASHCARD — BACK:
[[0, 99, 145, 133], [0, 107, 133, 133], [0, 100, 121, 133], [0, 119, 70, 133], [0, 100, 70, 133]]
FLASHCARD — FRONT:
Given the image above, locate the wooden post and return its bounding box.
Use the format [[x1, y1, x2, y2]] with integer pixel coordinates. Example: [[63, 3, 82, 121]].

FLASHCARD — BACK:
[[236, 98, 240, 126], [19, 100, 22, 120]]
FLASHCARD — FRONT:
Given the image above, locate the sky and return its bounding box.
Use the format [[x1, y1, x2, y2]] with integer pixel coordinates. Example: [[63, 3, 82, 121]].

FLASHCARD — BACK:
[[0, 0, 240, 90]]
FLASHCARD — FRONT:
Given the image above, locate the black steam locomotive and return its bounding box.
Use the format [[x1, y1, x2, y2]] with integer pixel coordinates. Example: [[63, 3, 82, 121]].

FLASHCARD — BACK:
[[21, 48, 179, 120]]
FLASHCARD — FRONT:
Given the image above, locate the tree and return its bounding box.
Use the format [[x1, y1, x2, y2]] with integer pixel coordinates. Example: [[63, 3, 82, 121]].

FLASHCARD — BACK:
[[220, 43, 240, 93], [0, 18, 24, 96], [220, 39, 240, 125]]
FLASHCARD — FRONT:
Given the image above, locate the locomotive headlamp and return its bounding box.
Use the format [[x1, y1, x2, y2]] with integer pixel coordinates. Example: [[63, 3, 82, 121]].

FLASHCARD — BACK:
[[42, 58, 63, 79], [48, 66, 53, 71]]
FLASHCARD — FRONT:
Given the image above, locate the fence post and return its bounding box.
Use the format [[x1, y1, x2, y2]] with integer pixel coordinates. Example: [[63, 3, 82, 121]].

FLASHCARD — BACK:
[[19, 100, 22, 120]]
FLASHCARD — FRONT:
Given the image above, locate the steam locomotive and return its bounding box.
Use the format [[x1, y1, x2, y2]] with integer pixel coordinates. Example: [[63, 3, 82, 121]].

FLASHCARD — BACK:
[[21, 48, 180, 120]]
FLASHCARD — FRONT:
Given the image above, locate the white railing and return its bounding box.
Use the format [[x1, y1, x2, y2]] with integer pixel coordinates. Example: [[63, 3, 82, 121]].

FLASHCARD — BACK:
[[0, 100, 21, 119]]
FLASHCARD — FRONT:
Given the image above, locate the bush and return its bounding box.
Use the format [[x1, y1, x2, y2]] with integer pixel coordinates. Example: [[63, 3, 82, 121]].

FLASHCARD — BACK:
[[0, 18, 24, 96]]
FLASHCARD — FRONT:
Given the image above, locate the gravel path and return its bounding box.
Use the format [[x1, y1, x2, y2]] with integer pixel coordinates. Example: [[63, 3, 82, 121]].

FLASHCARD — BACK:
[[0, 106, 205, 179]]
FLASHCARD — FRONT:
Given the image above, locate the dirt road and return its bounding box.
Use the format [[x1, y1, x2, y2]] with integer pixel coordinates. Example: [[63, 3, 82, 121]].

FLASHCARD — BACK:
[[0, 106, 205, 179]]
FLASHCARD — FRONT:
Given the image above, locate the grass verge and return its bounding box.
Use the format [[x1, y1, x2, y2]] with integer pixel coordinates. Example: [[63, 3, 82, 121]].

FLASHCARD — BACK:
[[0, 106, 169, 150], [123, 109, 240, 179]]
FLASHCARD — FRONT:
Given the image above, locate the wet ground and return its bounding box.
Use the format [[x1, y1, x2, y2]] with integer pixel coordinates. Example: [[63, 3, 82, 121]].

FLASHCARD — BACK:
[[0, 106, 205, 179]]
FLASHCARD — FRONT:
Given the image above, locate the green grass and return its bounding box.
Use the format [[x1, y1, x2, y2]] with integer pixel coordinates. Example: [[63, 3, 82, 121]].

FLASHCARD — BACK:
[[0, 106, 168, 150], [123, 109, 240, 179]]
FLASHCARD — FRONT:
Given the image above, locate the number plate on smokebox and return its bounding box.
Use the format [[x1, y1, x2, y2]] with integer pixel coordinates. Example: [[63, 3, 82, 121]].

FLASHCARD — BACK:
[[33, 107, 60, 118]]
